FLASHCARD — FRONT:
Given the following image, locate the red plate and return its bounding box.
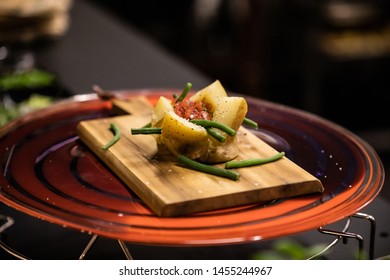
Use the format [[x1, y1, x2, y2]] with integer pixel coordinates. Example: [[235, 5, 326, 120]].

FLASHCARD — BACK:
[[0, 90, 384, 245]]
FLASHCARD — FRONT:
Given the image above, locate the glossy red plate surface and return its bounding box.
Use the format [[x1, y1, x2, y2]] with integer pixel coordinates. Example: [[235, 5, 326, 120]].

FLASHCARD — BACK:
[[0, 90, 384, 245]]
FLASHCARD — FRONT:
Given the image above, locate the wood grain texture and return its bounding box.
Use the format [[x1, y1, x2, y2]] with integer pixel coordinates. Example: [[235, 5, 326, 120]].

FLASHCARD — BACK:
[[77, 97, 324, 216]]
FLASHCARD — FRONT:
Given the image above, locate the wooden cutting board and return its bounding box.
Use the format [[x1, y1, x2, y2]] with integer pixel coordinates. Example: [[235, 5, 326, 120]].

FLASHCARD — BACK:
[[77, 96, 324, 216]]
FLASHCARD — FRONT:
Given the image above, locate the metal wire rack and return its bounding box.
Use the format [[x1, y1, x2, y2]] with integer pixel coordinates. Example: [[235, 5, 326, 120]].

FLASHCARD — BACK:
[[0, 212, 376, 260]]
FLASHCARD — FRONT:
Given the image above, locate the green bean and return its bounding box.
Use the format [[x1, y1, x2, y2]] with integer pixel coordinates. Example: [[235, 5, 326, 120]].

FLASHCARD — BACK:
[[178, 155, 240, 181], [189, 119, 236, 136], [131, 127, 162, 135], [206, 128, 226, 142], [102, 123, 121, 150], [175, 82, 192, 103], [243, 117, 258, 129], [225, 152, 285, 169]]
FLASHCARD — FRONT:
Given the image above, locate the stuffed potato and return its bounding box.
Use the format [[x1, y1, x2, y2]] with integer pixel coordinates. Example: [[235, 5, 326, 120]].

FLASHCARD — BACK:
[[151, 80, 248, 163]]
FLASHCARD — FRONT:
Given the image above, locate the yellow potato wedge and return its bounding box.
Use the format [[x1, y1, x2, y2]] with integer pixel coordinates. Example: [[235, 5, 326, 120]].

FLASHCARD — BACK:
[[151, 96, 173, 127], [212, 96, 248, 131], [189, 80, 227, 113], [161, 111, 207, 142]]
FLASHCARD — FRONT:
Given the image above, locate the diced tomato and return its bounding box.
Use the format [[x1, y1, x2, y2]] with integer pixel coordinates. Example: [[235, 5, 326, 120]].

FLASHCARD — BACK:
[[174, 99, 211, 120]]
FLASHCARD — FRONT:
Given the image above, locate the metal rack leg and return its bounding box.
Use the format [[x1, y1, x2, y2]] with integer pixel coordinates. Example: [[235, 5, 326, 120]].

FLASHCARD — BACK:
[[308, 217, 351, 260], [1, 214, 134, 260], [317, 212, 376, 260], [0, 215, 29, 260], [0, 239, 30, 260], [79, 234, 133, 260], [318, 226, 365, 259], [352, 213, 376, 260], [0, 214, 14, 234], [118, 240, 133, 260], [79, 234, 99, 260]]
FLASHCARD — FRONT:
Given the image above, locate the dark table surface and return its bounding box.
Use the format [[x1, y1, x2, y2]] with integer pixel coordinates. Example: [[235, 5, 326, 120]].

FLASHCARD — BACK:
[[1, 0, 389, 260]]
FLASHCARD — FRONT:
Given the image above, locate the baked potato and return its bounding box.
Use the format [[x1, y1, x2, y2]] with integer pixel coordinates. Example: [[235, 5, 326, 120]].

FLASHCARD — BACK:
[[152, 80, 248, 163]]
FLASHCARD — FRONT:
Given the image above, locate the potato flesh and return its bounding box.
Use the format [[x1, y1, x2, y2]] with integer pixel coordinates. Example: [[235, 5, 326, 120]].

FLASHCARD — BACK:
[[212, 97, 248, 132], [201, 96, 247, 163], [152, 80, 248, 163], [151, 96, 173, 127], [189, 80, 227, 113], [161, 111, 207, 142], [159, 111, 208, 159]]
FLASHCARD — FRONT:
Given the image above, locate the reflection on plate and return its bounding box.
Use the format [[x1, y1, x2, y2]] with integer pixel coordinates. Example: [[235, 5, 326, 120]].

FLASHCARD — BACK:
[[0, 90, 384, 245]]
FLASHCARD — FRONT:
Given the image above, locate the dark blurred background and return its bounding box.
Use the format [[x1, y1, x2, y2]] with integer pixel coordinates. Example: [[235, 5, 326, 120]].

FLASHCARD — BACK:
[[90, 0, 390, 132]]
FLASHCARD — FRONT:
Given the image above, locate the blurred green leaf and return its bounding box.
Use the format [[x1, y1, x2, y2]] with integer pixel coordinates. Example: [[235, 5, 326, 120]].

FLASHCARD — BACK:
[[0, 94, 54, 126], [0, 69, 55, 90], [251, 238, 329, 260]]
